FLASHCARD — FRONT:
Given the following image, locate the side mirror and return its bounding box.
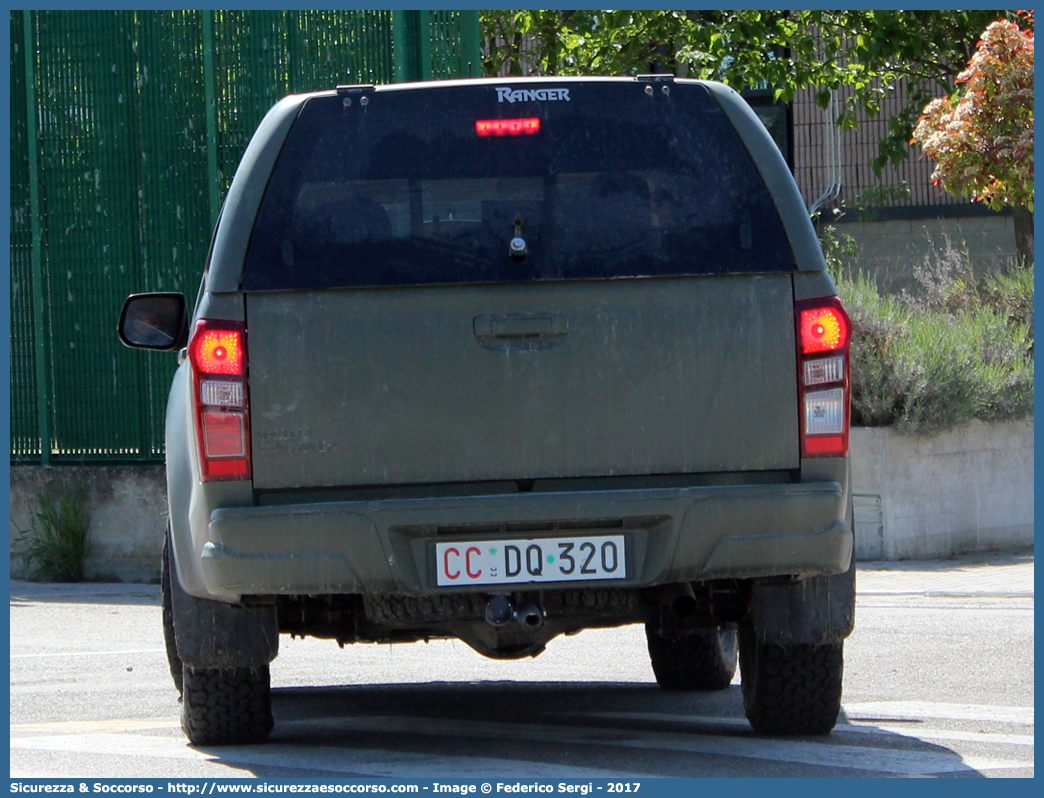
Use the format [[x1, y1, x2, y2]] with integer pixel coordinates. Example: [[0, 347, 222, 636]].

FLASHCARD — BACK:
[[117, 293, 188, 351]]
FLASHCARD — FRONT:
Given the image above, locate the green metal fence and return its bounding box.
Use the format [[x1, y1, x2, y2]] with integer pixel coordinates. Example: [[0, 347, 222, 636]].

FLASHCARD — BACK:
[[10, 10, 480, 465]]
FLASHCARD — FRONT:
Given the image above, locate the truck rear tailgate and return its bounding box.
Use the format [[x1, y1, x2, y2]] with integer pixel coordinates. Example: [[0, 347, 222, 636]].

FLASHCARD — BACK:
[[246, 273, 798, 490]]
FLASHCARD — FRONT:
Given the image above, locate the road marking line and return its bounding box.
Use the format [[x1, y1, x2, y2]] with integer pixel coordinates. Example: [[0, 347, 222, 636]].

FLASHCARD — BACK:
[[579, 712, 1035, 747], [11, 735, 204, 763], [841, 701, 1034, 725], [839, 723, 1034, 748], [10, 649, 165, 659], [857, 595, 1035, 604], [12, 718, 178, 734], [9, 733, 644, 779], [11, 706, 1033, 777], [296, 715, 1031, 776]]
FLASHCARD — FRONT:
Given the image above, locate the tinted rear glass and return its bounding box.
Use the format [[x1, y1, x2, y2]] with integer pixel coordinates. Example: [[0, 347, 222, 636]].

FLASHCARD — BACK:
[[243, 81, 795, 291]]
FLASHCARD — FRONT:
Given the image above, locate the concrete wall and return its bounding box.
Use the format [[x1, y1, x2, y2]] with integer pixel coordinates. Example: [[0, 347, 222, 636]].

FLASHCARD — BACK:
[[8, 419, 1035, 580], [10, 465, 166, 583], [837, 215, 1017, 295], [850, 419, 1034, 560]]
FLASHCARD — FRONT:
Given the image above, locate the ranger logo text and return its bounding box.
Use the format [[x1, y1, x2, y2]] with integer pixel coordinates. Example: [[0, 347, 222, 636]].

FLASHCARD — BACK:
[[496, 87, 570, 103]]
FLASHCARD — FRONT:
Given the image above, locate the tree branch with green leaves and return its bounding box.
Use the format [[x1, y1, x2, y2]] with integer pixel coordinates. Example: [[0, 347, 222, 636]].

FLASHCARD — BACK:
[[481, 10, 1013, 174]]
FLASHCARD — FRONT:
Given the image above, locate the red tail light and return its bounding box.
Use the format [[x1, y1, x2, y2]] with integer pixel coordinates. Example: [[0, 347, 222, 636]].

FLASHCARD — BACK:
[[189, 319, 251, 482], [475, 118, 541, 137], [192, 328, 244, 374], [799, 305, 850, 354], [796, 297, 851, 458]]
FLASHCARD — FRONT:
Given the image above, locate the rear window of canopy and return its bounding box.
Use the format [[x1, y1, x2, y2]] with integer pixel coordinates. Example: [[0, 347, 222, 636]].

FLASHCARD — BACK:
[[243, 81, 796, 290]]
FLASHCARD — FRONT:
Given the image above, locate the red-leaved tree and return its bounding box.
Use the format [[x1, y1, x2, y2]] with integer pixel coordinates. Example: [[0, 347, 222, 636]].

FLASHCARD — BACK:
[[912, 12, 1034, 264]]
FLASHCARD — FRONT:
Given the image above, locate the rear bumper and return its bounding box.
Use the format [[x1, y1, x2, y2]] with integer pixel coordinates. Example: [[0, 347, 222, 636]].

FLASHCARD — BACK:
[[200, 481, 852, 600]]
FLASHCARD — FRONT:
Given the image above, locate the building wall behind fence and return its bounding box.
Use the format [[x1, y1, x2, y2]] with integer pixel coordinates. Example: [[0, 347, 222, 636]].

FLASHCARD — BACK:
[[791, 79, 1017, 288], [792, 79, 967, 215], [10, 10, 478, 465]]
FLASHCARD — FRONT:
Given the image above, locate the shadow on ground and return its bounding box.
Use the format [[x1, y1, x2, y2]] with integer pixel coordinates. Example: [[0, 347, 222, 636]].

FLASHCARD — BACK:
[[187, 681, 988, 779]]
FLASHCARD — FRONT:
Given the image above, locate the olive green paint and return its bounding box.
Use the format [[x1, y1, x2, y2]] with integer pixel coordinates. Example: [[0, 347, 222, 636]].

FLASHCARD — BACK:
[[246, 275, 801, 492], [203, 481, 848, 600]]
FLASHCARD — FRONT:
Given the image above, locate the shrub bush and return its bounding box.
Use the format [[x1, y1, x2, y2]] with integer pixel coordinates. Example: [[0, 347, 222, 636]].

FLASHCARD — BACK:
[[825, 229, 1034, 434], [17, 483, 92, 582]]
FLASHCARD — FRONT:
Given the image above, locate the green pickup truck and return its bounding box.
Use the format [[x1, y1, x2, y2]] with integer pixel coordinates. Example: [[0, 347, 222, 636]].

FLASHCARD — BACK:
[[118, 76, 854, 746]]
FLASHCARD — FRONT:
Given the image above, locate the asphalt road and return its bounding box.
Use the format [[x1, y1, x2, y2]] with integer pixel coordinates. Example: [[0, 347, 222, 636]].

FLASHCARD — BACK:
[[9, 553, 1034, 778]]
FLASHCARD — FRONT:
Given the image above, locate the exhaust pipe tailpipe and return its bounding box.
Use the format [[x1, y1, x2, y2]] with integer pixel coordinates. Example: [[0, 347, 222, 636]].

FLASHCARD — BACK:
[[654, 583, 699, 621], [515, 604, 544, 629], [485, 595, 514, 627], [671, 593, 699, 621]]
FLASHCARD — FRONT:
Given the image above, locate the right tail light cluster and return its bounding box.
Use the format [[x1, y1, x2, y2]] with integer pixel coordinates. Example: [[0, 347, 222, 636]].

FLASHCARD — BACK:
[[796, 296, 851, 458], [189, 319, 252, 482]]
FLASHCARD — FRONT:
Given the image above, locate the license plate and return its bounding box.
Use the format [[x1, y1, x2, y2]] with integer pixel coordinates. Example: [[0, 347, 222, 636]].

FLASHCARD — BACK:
[[435, 535, 627, 587]]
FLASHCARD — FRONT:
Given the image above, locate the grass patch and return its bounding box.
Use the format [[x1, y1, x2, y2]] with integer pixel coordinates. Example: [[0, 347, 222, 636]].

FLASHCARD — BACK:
[[16, 483, 92, 582]]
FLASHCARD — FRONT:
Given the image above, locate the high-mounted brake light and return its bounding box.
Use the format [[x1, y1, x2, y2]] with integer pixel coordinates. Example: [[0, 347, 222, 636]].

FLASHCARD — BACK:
[[189, 319, 251, 482], [795, 297, 851, 458], [475, 118, 541, 137]]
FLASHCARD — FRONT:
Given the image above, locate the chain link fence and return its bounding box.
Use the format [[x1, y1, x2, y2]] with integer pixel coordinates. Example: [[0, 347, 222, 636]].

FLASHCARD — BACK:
[[11, 10, 479, 464]]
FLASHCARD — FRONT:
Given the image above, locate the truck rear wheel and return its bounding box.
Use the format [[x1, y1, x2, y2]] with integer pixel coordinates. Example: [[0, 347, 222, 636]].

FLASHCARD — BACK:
[[646, 622, 738, 691], [739, 625, 843, 735], [181, 665, 274, 745]]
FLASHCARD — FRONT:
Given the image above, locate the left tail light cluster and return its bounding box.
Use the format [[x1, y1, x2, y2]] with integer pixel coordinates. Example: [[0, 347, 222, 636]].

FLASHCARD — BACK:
[[796, 297, 851, 458], [189, 319, 251, 481]]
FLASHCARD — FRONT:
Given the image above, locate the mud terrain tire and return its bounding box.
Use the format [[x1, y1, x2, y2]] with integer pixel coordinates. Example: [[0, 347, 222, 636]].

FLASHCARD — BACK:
[[739, 625, 843, 735], [646, 622, 738, 691], [181, 666, 274, 745], [161, 530, 183, 694]]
